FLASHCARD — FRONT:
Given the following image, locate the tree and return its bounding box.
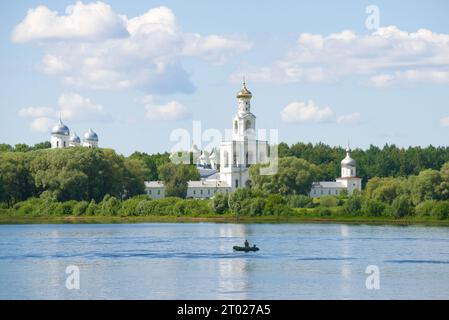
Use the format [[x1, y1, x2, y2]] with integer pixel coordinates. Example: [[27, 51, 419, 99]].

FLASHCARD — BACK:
[[410, 169, 441, 205], [158, 163, 200, 198], [390, 195, 414, 218], [438, 162, 449, 200], [344, 195, 362, 215], [361, 199, 386, 217], [211, 192, 229, 214], [250, 157, 320, 195], [0, 152, 34, 206]]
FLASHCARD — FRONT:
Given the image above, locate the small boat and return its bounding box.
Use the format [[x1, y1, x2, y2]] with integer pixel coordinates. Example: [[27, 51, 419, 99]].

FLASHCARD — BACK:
[[233, 245, 259, 252]]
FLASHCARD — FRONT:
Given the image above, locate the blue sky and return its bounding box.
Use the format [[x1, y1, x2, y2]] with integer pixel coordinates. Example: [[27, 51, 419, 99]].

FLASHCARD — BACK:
[[1, 0, 449, 155]]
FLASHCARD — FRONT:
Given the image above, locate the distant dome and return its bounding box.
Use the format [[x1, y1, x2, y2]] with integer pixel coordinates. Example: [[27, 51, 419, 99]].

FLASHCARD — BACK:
[[236, 80, 252, 99], [84, 128, 98, 142], [341, 147, 356, 166], [51, 119, 70, 136], [69, 132, 81, 143]]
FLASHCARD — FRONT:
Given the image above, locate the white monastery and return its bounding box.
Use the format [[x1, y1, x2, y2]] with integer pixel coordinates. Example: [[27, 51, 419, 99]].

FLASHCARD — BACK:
[[50, 118, 99, 149], [146, 81, 269, 199], [46, 82, 362, 199]]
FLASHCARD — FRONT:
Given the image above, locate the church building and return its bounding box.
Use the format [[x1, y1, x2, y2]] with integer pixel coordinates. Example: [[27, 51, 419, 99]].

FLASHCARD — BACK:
[[309, 147, 362, 197], [50, 119, 99, 149], [145, 81, 268, 199]]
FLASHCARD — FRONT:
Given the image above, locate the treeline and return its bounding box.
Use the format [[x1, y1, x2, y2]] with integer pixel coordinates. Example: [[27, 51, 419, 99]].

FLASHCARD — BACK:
[[0, 147, 150, 205], [278, 142, 449, 184]]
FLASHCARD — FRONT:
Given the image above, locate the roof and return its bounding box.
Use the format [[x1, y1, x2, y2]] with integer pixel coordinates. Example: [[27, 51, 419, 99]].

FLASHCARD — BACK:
[[188, 180, 230, 188], [312, 181, 346, 189], [145, 181, 165, 188], [197, 167, 218, 179]]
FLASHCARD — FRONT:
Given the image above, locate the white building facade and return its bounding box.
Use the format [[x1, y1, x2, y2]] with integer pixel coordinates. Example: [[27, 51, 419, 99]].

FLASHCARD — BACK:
[[145, 81, 268, 199], [50, 119, 99, 149], [310, 147, 362, 197]]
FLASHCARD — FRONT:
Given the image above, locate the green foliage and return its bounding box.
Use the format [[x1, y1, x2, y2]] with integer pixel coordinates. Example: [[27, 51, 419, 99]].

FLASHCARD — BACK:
[[415, 200, 438, 217], [410, 169, 441, 205], [430, 201, 449, 220], [250, 157, 320, 195], [390, 195, 414, 218], [211, 192, 229, 214], [263, 194, 293, 216], [361, 199, 386, 217], [319, 196, 339, 208], [344, 195, 362, 215], [158, 163, 200, 198], [128, 152, 170, 181], [286, 195, 312, 208], [73, 201, 89, 216]]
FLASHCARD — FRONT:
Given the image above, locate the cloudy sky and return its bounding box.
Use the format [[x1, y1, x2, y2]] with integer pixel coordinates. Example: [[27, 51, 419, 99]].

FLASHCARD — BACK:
[[1, 0, 449, 155]]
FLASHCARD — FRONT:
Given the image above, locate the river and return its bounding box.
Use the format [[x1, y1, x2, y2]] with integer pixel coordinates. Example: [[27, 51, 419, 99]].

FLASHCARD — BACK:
[[0, 223, 448, 299]]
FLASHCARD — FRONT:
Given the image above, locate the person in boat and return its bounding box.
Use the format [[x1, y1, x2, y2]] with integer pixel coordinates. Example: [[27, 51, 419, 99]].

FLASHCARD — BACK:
[[244, 239, 249, 248]]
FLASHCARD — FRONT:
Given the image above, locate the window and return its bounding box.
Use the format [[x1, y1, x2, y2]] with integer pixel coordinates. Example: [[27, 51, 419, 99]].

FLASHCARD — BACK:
[[234, 120, 238, 133], [157, 190, 160, 195], [233, 152, 237, 165], [148, 190, 152, 195], [328, 190, 331, 195], [321, 190, 323, 195], [56, 141, 59, 148], [63, 141, 66, 147], [193, 190, 196, 195], [245, 120, 251, 130], [208, 189, 210, 195], [201, 189, 203, 195], [235, 179, 239, 188], [224, 151, 229, 167]]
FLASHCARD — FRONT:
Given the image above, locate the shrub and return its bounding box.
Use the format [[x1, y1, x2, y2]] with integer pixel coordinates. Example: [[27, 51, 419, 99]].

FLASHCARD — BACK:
[[390, 195, 414, 218], [248, 197, 265, 216], [362, 199, 386, 217], [73, 201, 89, 216], [287, 195, 312, 208], [319, 196, 339, 208], [211, 192, 229, 214], [430, 201, 449, 220], [86, 199, 98, 216], [263, 194, 293, 216], [344, 195, 362, 215], [415, 200, 438, 217]]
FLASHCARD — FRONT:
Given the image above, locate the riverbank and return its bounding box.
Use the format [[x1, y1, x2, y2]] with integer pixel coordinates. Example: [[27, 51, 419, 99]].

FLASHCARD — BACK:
[[1, 213, 449, 226]]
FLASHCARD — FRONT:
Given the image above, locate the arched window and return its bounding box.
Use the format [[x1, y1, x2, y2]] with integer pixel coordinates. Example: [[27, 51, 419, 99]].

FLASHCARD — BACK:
[[235, 179, 239, 188], [233, 152, 237, 165], [63, 141, 66, 147], [245, 120, 251, 130], [234, 120, 238, 133], [56, 141, 59, 148]]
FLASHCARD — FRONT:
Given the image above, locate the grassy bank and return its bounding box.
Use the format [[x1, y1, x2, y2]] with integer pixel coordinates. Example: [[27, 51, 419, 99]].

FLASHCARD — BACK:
[[2, 212, 449, 226]]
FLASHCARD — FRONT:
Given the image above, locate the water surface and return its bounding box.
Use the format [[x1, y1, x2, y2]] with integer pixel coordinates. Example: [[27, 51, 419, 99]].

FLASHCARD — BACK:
[[0, 223, 448, 299]]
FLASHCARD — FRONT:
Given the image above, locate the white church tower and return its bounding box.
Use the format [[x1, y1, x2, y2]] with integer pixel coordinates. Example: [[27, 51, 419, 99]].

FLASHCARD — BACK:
[[51, 119, 70, 149], [219, 80, 268, 190], [336, 146, 362, 195]]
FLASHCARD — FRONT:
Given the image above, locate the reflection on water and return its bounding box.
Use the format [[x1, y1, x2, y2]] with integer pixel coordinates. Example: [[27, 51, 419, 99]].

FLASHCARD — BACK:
[[0, 223, 449, 299]]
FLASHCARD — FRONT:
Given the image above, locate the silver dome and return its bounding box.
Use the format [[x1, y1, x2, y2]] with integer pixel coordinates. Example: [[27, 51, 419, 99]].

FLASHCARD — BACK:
[[84, 128, 98, 142], [341, 147, 356, 166], [51, 119, 70, 136], [69, 132, 81, 143]]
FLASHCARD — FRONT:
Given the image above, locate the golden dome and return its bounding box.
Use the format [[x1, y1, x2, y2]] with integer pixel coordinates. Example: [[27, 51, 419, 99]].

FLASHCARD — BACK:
[[236, 79, 252, 99]]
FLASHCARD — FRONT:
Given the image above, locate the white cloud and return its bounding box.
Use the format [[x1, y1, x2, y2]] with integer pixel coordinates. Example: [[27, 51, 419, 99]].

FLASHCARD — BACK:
[[440, 117, 449, 127], [19, 93, 111, 132], [337, 112, 361, 124], [12, 3, 251, 93], [11, 2, 128, 43], [58, 92, 111, 122], [145, 100, 190, 121], [236, 26, 449, 86], [18, 106, 54, 118], [281, 100, 333, 123], [30, 117, 55, 133]]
